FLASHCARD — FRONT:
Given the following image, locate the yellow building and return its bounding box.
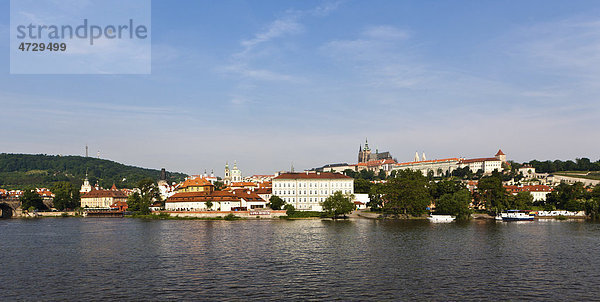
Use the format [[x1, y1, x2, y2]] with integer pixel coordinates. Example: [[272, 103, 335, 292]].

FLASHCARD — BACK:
[[80, 188, 128, 209], [177, 177, 214, 193]]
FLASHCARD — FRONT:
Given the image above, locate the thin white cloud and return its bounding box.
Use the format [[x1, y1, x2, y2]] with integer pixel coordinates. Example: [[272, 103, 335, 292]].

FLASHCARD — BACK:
[[222, 1, 341, 83], [240, 16, 303, 51], [221, 63, 303, 82]]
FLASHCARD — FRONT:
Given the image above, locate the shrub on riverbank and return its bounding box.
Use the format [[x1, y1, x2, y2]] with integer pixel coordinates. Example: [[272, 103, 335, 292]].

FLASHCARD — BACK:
[[127, 213, 228, 220], [282, 211, 324, 219], [224, 214, 240, 220]]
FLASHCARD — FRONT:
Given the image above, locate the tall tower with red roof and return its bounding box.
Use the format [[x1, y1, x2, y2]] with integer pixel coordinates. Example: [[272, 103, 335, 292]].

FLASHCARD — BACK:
[[495, 149, 506, 162]]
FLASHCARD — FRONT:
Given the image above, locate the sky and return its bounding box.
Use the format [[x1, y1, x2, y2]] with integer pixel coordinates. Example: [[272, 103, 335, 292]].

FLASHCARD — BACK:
[[1, 0, 599, 176]]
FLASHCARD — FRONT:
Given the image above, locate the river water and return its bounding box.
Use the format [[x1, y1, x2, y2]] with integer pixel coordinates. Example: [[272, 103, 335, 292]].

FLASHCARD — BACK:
[[1, 218, 599, 301]]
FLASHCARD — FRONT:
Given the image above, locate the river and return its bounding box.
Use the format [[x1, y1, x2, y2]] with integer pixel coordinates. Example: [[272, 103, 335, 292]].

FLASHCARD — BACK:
[[1, 218, 599, 301]]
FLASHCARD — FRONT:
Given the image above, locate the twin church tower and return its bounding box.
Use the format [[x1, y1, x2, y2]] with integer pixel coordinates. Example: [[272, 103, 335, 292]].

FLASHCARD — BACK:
[[223, 161, 242, 185]]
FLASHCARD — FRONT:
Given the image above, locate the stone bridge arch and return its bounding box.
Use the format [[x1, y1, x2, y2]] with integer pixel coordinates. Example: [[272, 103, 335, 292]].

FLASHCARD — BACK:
[[0, 202, 13, 219]]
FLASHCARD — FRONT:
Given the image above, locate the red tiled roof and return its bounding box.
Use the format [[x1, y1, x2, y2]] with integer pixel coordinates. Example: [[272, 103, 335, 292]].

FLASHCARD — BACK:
[[180, 177, 214, 189], [82, 189, 128, 199], [396, 158, 460, 166], [362, 159, 397, 167], [254, 187, 272, 195], [496, 149, 505, 156], [37, 191, 54, 197], [167, 191, 241, 203], [460, 158, 501, 164], [232, 189, 265, 202], [504, 185, 552, 193], [259, 181, 272, 188], [230, 182, 257, 187], [274, 172, 351, 180]]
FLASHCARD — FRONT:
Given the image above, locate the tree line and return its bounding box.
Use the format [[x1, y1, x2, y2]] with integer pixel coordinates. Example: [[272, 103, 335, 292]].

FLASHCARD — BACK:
[[528, 158, 600, 173], [0, 153, 186, 189]]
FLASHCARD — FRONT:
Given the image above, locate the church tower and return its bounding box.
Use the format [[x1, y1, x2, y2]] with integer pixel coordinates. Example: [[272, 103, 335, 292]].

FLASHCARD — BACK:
[[224, 162, 231, 185], [80, 171, 92, 194], [358, 138, 372, 163], [231, 161, 242, 183]]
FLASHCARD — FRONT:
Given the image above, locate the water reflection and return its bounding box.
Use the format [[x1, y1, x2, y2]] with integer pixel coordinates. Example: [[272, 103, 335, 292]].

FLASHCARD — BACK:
[[1, 218, 600, 300]]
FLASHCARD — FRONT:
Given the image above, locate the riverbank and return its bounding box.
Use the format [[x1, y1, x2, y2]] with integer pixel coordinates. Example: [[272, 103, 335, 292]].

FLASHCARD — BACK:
[[161, 210, 287, 219]]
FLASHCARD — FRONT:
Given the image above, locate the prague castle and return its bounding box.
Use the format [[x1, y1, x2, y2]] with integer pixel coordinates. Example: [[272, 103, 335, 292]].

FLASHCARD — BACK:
[[358, 139, 393, 163]]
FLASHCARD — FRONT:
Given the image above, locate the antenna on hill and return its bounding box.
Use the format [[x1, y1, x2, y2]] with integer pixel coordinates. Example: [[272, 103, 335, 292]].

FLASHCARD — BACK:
[[85, 144, 88, 157], [97, 150, 100, 159]]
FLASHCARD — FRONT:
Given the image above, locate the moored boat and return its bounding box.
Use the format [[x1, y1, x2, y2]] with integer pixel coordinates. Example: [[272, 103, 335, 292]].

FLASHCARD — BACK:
[[495, 210, 535, 221], [428, 214, 456, 223]]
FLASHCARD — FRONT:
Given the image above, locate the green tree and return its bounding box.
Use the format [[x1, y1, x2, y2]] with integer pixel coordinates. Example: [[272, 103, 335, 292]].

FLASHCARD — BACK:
[[584, 199, 600, 220], [367, 183, 384, 211], [51, 181, 80, 210], [430, 180, 465, 200], [354, 178, 372, 194], [343, 169, 357, 178], [20, 189, 46, 211], [321, 191, 355, 219], [434, 189, 472, 221], [509, 191, 533, 210], [546, 182, 586, 210], [214, 181, 225, 191], [359, 169, 375, 180], [268, 195, 285, 210], [127, 178, 161, 214], [284, 204, 296, 216], [205, 199, 213, 211], [478, 172, 508, 214], [382, 169, 431, 217]]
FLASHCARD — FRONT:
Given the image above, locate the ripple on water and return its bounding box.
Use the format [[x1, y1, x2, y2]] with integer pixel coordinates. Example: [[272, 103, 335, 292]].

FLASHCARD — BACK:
[[1, 218, 600, 300]]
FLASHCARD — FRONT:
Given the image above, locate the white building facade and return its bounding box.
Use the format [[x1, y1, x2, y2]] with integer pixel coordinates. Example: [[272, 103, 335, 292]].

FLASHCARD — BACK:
[[459, 158, 503, 174], [272, 172, 354, 211], [391, 158, 460, 177]]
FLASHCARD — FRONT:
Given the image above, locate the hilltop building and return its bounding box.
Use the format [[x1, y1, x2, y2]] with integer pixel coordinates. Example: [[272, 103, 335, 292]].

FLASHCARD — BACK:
[[458, 150, 506, 174], [358, 139, 393, 163], [387, 149, 507, 176], [391, 158, 460, 177]]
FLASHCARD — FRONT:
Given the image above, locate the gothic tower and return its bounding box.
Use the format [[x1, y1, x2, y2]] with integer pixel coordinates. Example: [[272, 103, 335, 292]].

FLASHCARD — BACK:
[[358, 138, 372, 163]]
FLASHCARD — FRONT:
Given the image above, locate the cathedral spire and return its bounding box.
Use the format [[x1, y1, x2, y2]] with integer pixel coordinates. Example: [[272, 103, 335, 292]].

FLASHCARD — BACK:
[[414, 151, 420, 162]]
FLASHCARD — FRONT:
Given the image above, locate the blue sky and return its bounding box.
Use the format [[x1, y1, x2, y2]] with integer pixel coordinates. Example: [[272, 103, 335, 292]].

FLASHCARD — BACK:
[[1, 0, 599, 176]]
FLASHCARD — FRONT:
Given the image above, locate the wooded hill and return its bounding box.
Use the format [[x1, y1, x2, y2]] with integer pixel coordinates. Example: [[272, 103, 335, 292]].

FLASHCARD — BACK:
[[0, 153, 187, 190]]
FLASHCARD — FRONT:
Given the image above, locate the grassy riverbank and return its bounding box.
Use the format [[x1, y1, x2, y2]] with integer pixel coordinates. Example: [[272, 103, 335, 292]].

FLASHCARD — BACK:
[[127, 213, 243, 220], [281, 211, 325, 219]]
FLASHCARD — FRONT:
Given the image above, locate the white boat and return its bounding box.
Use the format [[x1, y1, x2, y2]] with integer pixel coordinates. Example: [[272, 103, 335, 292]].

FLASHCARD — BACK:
[[428, 214, 456, 223], [495, 210, 535, 221]]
